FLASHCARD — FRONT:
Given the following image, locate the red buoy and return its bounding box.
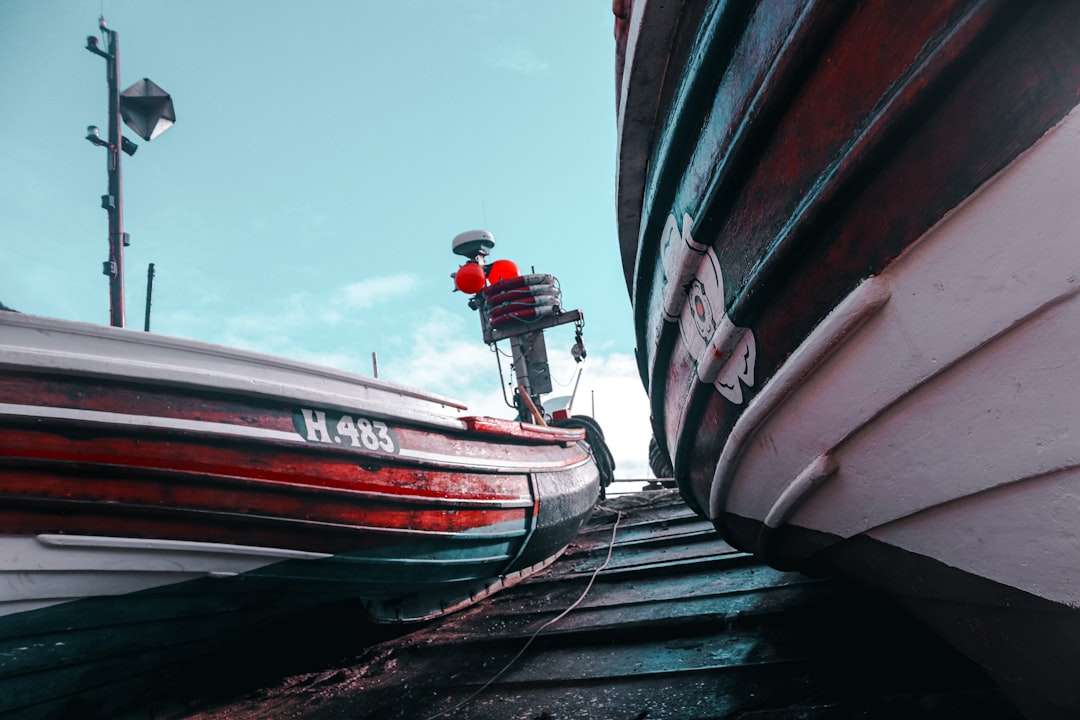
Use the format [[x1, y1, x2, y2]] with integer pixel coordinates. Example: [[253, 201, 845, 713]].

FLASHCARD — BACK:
[[487, 259, 520, 284], [454, 263, 487, 293]]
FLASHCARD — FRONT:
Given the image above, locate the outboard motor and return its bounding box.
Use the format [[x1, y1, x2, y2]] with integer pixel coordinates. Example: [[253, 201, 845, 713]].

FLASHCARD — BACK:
[[451, 230, 614, 493]]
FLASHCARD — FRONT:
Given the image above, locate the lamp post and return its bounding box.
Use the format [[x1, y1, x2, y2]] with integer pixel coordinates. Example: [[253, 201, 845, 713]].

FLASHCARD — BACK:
[[85, 17, 174, 328]]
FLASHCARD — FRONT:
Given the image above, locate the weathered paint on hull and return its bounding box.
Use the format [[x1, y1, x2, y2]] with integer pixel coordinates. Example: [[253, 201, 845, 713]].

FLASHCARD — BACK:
[[615, 0, 1080, 715], [0, 312, 599, 717]]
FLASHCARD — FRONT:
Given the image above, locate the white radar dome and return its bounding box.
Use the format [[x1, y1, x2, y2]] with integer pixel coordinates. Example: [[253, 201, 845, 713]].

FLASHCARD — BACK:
[[452, 229, 495, 258]]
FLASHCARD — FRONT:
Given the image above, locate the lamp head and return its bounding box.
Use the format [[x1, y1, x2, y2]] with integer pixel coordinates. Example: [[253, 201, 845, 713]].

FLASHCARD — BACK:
[[85, 126, 108, 147]]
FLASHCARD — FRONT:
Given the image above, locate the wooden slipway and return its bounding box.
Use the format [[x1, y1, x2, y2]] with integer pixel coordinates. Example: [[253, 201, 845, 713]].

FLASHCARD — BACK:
[[170, 490, 1022, 720]]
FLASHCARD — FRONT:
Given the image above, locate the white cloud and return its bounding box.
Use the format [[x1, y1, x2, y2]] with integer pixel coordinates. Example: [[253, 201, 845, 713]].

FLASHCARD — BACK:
[[341, 274, 417, 310], [155, 273, 420, 359], [490, 45, 550, 75], [546, 351, 653, 480], [379, 307, 512, 412]]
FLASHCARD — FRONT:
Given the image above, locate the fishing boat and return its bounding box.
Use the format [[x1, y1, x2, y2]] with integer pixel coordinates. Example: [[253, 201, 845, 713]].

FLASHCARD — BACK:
[[614, 1, 1080, 717], [0, 310, 600, 718]]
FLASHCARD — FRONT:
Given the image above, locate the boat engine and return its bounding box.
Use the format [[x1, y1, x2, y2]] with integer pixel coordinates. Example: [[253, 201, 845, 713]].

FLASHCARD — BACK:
[[451, 230, 614, 493]]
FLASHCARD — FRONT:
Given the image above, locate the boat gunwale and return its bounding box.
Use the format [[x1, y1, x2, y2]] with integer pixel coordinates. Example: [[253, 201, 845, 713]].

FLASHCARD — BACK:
[[0, 312, 471, 431]]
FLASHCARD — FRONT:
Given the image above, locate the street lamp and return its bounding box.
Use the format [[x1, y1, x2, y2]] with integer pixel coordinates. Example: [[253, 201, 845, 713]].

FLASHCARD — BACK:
[[85, 16, 175, 328]]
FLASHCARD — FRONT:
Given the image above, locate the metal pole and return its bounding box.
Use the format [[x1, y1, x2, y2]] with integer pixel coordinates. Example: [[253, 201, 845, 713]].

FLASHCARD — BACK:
[[567, 367, 583, 414], [371, 352, 380, 378], [509, 335, 532, 395], [143, 262, 155, 331], [104, 24, 126, 328]]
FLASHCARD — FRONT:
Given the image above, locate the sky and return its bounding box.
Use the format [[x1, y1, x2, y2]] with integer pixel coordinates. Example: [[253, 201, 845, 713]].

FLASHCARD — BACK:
[[0, 1, 655, 479]]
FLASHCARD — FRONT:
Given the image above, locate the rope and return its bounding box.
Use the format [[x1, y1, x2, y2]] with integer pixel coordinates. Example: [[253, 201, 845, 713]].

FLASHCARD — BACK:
[[422, 509, 623, 720], [552, 415, 616, 497]]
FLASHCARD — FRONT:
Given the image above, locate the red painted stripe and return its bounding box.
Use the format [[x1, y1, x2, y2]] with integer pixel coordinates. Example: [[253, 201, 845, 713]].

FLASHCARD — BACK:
[[0, 427, 534, 503], [0, 467, 529, 531], [0, 499, 522, 555], [461, 416, 583, 443]]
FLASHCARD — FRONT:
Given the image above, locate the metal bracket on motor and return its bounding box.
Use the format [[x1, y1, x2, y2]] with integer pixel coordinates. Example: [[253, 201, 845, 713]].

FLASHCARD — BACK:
[[482, 307, 584, 345]]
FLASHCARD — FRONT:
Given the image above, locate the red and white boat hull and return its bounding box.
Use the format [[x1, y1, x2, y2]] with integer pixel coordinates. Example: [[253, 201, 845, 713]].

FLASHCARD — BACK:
[[0, 312, 600, 716]]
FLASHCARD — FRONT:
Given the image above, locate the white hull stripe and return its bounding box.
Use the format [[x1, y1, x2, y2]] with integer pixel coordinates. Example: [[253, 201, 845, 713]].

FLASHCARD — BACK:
[[35, 534, 333, 559], [0, 402, 581, 473]]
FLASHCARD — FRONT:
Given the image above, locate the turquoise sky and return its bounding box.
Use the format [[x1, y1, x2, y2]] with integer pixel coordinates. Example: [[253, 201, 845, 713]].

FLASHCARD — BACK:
[[0, 1, 653, 477]]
